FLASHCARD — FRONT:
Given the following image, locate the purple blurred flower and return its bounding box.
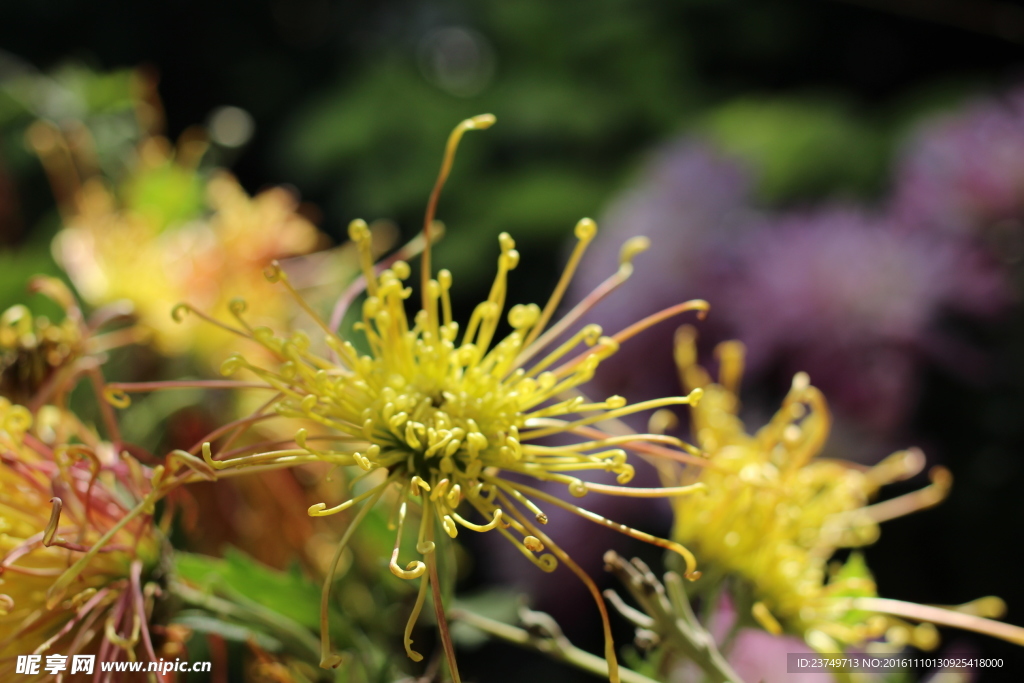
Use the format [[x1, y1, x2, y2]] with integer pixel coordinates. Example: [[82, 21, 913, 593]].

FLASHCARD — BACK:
[[572, 137, 1008, 439], [719, 207, 1006, 433], [892, 88, 1024, 239]]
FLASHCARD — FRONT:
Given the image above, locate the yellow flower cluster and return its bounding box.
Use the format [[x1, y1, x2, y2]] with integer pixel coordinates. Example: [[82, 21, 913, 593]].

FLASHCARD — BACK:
[[669, 326, 1023, 652], [0, 399, 163, 679], [0, 277, 152, 414], [1, 302, 82, 406], [170, 115, 711, 682]]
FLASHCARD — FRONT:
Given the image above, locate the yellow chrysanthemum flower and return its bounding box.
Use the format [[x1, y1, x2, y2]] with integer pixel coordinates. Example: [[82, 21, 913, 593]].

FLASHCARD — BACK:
[[1, 303, 82, 407], [668, 325, 1024, 653], [0, 399, 165, 679], [125, 115, 712, 682], [32, 121, 321, 365], [1, 276, 148, 410]]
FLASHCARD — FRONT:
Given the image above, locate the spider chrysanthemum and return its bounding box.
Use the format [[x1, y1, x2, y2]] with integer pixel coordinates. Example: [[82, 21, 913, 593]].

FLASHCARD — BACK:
[[668, 326, 1024, 653], [150, 115, 712, 682], [0, 400, 166, 680]]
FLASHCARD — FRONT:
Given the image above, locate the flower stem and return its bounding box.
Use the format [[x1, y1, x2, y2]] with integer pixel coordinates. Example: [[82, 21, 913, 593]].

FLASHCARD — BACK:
[[604, 552, 744, 683], [426, 523, 462, 683], [449, 608, 660, 683]]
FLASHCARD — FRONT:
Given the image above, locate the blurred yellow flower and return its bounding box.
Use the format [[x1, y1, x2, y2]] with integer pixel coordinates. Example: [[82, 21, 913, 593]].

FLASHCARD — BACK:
[[0, 302, 82, 406], [1, 276, 151, 413], [669, 325, 1024, 653], [31, 121, 321, 366]]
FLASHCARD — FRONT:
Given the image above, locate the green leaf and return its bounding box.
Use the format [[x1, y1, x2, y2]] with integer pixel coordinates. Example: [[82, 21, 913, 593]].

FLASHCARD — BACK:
[[829, 552, 880, 627], [173, 611, 283, 651], [175, 549, 324, 631]]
